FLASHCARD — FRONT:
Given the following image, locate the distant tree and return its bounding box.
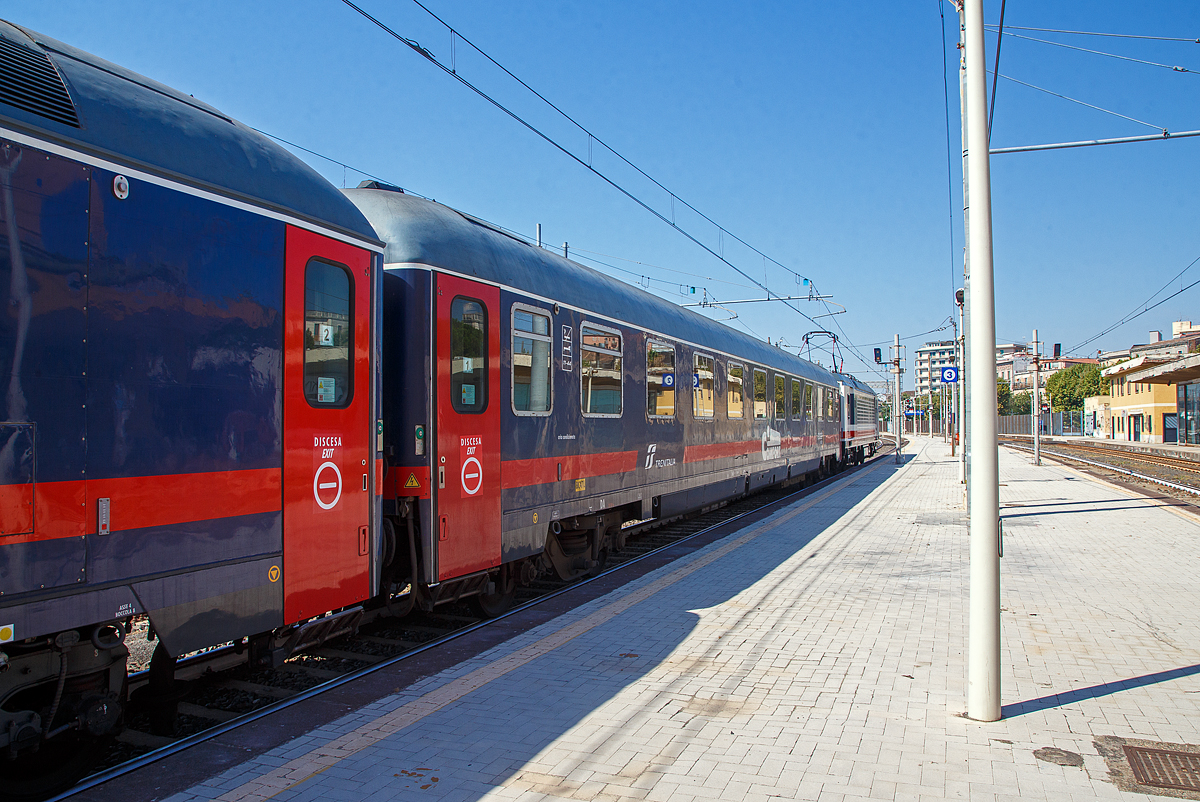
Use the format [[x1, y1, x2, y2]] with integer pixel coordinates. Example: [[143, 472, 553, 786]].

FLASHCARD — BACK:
[[1009, 391, 1032, 416], [1046, 363, 1105, 411], [997, 379, 1012, 416]]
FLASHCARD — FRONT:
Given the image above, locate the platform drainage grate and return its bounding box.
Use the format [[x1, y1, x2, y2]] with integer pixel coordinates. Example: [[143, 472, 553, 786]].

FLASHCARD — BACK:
[[1124, 746, 1200, 791]]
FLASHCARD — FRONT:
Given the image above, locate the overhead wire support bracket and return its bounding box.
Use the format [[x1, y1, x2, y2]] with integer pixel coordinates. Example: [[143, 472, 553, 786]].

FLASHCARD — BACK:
[[680, 294, 832, 307], [992, 128, 1200, 154]]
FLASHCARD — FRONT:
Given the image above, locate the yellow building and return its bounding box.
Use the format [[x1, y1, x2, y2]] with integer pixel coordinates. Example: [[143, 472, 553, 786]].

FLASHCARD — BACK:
[[1100, 357, 1177, 443]]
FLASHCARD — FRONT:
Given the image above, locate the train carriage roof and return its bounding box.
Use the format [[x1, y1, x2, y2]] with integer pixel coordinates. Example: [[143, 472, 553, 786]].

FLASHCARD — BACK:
[[348, 185, 865, 388], [0, 20, 379, 245]]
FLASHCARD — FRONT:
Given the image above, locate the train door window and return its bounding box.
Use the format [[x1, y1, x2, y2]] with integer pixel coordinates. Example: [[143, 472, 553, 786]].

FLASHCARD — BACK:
[[304, 258, 353, 408], [727, 362, 744, 419], [849, 393, 856, 425], [694, 353, 715, 419], [647, 340, 676, 418], [512, 305, 552, 415], [791, 379, 803, 419], [451, 296, 488, 413], [773, 375, 785, 421], [805, 383, 814, 419], [581, 322, 622, 416], [753, 368, 767, 419]]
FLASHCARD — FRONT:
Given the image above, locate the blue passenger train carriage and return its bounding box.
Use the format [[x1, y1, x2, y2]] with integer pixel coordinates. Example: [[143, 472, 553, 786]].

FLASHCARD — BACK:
[[349, 185, 869, 615], [0, 20, 383, 797]]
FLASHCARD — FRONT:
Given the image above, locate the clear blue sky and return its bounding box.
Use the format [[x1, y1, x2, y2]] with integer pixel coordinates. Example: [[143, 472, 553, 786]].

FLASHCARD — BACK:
[[11, 1, 1200, 386]]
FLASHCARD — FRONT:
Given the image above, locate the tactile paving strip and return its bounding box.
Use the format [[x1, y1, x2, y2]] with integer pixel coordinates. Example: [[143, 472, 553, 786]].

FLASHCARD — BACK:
[[1124, 745, 1200, 791]]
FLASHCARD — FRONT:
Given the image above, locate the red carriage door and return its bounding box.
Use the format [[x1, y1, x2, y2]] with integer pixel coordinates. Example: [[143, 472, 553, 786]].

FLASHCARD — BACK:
[[434, 274, 501, 581], [282, 226, 373, 623]]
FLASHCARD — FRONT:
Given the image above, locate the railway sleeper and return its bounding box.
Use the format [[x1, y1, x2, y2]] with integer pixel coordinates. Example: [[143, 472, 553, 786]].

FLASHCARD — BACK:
[[247, 606, 365, 671]]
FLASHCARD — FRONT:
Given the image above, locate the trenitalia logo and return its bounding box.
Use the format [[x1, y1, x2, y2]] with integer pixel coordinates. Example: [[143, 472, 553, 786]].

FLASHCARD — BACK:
[[644, 443, 676, 469], [761, 428, 782, 461]]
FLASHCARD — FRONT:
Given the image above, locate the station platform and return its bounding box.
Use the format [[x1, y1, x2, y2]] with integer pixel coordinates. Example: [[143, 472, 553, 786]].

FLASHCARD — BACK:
[[117, 437, 1200, 802]]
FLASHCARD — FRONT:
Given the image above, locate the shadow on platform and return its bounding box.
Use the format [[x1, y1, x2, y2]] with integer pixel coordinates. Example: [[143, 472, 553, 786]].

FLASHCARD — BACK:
[[342, 458, 902, 800], [1002, 663, 1200, 718]]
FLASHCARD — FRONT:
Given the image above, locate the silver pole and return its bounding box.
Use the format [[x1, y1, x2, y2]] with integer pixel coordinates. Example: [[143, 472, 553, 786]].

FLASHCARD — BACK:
[[958, 4, 972, 497], [893, 333, 902, 463], [1032, 330, 1041, 465], [964, 0, 1001, 722], [958, 300, 966, 483]]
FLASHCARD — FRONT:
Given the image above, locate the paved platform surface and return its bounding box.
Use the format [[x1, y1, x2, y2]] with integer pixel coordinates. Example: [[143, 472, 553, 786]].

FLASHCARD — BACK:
[[161, 437, 1200, 802]]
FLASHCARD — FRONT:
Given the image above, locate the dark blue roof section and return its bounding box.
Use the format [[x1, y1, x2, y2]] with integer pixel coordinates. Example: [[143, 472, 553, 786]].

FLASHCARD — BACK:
[[0, 20, 379, 245], [346, 187, 868, 388]]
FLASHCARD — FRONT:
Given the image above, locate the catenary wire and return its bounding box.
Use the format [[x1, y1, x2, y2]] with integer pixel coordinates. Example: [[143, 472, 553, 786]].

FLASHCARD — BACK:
[[997, 30, 1197, 75], [939, 1, 958, 320], [1069, 253, 1200, 354], [994, 72, 1164, 130], [249, 119, 780, 345], [396, 0, 820, 291], [985, 25, 1200, 44], [338, 0, 829, 334], [338, 1, 892, 381], [988, 0, 1007, 138], [254, 122, 766, 332]]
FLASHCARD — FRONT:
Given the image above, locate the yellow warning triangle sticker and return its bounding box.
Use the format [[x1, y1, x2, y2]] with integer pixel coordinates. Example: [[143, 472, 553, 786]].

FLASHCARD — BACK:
[[404, 473, 421, 489]]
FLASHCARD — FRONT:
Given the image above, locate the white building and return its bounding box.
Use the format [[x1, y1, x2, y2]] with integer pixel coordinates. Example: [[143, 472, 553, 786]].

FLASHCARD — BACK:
[[914, 340, 957, 394]]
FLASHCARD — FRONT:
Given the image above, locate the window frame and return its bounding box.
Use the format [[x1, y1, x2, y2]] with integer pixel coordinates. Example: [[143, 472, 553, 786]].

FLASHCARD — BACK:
[[693, 352, 716, 420], [646, 339, 677, 420], [727, 361, 745, 419], [791, 378, 804, 420], [753, 368, 768, 419], [773, 374, 786, 421], [450, 295, 489, 414], [303, 257, 354, 410], [580, 320, 624, 419], [510, 302, 554, 417]]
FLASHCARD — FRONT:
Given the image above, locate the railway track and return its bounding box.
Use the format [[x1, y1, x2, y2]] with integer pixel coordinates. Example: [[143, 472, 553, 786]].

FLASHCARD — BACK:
[[1000, 437, 1200, 498], [68, 445, 895, 797]]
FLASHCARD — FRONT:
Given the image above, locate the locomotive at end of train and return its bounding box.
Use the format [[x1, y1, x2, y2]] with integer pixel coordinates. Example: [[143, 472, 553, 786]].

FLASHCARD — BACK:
[[0, 20, 879, 798]]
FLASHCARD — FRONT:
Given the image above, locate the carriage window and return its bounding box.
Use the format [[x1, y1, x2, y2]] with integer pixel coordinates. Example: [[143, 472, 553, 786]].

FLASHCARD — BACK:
[[753, 369, 767, 419], [727, 363, 744, 419], [647, 341, 676, 417], [694, 353, 715, 419], [827, 389, 836, 419], [816, 387, 825, 420], [512, 306, 552, 414], [805, 383, 814, 418], [582, 323, 622, 416], [849, 393, 856, 425], [304, 259, 352, 408], [451, 297, 487, 413], [774, 375, 785, 420], [791, 379, 803, 419]]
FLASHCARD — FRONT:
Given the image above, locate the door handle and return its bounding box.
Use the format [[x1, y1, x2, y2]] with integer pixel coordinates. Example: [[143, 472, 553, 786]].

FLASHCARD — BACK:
[[362, 473, 368, 492], [438, 466, 446, 489]]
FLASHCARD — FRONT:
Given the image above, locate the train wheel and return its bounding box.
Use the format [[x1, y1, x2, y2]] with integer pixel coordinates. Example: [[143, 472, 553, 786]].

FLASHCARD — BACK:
[[0, 730, 107, 802], [472, 564, 515, 618]]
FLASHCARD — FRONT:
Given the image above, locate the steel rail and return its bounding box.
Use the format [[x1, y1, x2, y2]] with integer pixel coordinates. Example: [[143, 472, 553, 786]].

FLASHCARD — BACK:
[[1004, 442, 1200, 496], [51, 443, 894, 801]]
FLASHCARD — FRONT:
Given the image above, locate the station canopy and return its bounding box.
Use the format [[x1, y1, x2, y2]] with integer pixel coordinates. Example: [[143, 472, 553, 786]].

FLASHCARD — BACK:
[[1124, 353, 1200, 385]]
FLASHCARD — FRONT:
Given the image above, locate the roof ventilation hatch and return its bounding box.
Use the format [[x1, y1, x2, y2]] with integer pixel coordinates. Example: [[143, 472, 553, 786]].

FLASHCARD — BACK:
[[0, 34, 80, 128]]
